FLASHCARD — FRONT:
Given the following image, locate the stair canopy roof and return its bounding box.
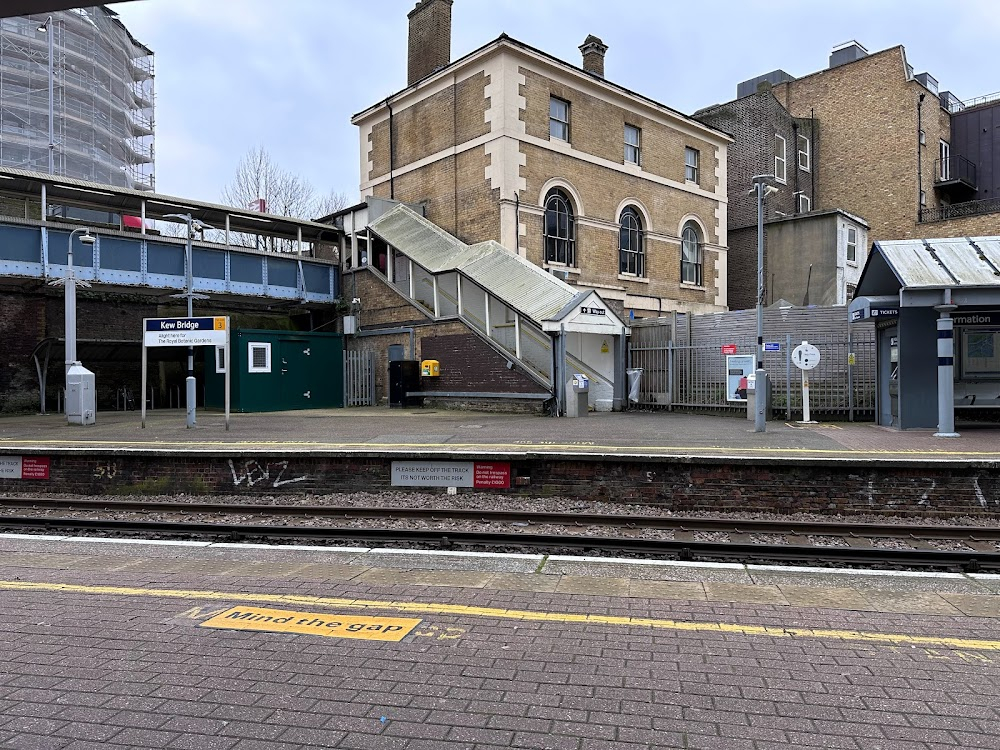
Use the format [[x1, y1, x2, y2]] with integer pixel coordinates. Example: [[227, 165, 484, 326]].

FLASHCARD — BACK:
[[851, 235, 1000, 312], [368, 205, 627, 333]]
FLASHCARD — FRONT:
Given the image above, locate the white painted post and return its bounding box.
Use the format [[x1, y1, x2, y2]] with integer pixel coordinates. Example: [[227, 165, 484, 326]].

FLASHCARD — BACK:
[[802, 368, 810, 423]]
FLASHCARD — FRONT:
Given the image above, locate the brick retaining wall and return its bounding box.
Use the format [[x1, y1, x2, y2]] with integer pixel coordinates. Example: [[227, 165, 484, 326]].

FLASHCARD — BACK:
[[2, 451, 998, 517]]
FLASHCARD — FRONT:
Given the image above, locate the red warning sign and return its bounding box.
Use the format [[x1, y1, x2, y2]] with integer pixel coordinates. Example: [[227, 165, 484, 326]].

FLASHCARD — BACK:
[[473, 462, 511, 488], [21, 457, 50, 479]]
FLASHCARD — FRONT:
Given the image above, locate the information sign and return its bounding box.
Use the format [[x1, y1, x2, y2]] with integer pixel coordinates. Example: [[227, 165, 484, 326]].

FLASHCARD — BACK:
[[143, 317, 228, 348], [792, 342, 821, 370], [726, 354, 755, 402], [764, 342, 781, 352], [392, 461, 511, 488], [0, 456, 50, 480], [721, 344, 738, 355]]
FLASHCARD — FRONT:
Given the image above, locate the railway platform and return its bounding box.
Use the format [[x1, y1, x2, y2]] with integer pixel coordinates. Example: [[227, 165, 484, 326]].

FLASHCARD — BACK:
[[2, 533, 1000, 749], [1, 406, 1000, 460], [2, 410, 1000, 747]]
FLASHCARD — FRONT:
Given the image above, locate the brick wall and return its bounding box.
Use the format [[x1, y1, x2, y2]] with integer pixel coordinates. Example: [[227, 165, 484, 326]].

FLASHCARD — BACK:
[[772, 47, 953, 242], [361, 46, 729, 318], [696, 91, 816, 230], [406, 0, 453, 85], [0, 293, 46, 413], [420, 332, 548, 394], [5, 451, 999, 518], [520, 68, 721, 191]]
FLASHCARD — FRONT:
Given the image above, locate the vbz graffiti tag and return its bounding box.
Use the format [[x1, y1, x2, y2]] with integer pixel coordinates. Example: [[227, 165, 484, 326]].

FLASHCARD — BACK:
[[227, 459, 309, 488]]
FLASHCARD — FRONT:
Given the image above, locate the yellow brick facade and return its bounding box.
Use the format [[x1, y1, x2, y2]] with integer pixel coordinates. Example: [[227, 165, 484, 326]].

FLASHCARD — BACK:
[[354, 39, 730, 317], [772, 47, 1000, 242]]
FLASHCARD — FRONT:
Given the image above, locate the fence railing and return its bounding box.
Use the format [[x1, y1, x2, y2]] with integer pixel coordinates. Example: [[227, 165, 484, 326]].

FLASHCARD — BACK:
[[629, 330, 876, 420], [344, 350, 375, 407]]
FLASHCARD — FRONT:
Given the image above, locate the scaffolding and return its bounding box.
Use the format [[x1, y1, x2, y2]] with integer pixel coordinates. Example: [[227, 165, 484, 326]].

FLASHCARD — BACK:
[[0, 6, 154, 191]]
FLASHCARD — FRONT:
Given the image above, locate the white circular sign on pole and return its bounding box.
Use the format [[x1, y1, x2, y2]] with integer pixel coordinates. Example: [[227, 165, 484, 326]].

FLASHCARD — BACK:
[[791, 342, 821, 371], [792, 341, 820, 424]]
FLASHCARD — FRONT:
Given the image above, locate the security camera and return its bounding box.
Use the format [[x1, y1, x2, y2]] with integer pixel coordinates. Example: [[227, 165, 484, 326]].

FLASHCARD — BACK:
[[351, 297, 361, 305]]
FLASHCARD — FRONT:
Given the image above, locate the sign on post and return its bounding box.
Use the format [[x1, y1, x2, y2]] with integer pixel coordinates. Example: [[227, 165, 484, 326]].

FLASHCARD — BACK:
[[141, 317, 230, 431], [791, 341, 821, 423]]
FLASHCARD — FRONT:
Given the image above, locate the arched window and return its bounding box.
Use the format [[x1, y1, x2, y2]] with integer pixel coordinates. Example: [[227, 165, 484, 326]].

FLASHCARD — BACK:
[[681, 223, 702, 285], [543, 188, 575, 266], [619, 206, 644, 276]]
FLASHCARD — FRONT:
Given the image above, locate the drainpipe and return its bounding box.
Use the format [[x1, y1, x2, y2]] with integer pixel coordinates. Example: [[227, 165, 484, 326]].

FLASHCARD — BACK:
[[356, 326, 416, 360], [917, 93, 925, 223], [386, 99, 395, 200], [809, 108, 815, 206], [792, 122, 800, 214]]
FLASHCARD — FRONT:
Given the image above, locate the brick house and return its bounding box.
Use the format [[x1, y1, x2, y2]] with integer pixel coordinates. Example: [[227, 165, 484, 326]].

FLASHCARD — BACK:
[[767, 41, 999, 241], [697, 41, 999, 310], [696, 89, 868, 309], [348, 0, 732, 321]]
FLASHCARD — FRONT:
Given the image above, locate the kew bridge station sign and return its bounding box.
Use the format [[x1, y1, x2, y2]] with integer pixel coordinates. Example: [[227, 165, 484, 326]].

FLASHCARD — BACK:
[[141, 316, 231, 430]]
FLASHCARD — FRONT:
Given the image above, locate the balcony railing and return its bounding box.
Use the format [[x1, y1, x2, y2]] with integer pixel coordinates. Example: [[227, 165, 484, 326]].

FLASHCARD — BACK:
[[920, 196, 1000, 223], [934, 155, 977, 188]]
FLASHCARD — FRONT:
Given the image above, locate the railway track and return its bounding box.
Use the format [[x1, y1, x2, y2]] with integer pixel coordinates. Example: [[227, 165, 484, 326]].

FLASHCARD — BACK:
[[2, 496, 1000, 571]]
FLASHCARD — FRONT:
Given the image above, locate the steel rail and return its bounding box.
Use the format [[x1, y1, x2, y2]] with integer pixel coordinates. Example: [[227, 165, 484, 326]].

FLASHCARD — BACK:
[[1, 515, 999, 571], [2, 496, 1000, 540]]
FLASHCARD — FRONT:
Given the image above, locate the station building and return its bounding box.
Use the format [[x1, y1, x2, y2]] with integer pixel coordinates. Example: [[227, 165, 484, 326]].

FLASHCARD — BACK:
[[335, 0, 731, 413]]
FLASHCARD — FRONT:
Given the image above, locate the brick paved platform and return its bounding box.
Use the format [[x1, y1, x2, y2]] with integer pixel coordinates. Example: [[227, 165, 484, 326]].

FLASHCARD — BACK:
[[2, 535, 1000, 749], [1, 407, 999, 460]]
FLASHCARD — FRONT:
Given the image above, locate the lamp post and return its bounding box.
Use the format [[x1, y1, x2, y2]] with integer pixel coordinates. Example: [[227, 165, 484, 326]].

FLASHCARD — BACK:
[[164, 213, 211, 428], [49, 227, 96, 425], [36, 16, 54, 175], [750, 175, 777, 433]]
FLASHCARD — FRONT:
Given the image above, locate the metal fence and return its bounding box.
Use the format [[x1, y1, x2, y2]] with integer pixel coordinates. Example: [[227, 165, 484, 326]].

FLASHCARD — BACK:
[[629, 324, 876, 420], [344, 350, 375, 407]]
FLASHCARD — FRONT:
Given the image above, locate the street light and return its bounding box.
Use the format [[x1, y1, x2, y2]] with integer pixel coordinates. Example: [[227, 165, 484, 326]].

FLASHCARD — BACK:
[[164, 213, 212, 428], [750, 174, 778, 433], [49, 227, 96, 425], [36, 16, 55, 175]]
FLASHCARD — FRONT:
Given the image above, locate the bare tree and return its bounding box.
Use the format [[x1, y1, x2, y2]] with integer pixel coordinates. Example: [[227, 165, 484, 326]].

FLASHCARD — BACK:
[[221, 146, 350, 252]]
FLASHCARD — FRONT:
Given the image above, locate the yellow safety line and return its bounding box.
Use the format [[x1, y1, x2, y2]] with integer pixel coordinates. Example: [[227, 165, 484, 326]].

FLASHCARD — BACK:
[[2, 578, 999, 651], [1, 438, 998, 458]]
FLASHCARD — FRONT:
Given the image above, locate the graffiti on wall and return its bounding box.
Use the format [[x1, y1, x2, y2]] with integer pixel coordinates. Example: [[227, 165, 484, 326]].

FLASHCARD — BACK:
[[227, 459, 309, 489]]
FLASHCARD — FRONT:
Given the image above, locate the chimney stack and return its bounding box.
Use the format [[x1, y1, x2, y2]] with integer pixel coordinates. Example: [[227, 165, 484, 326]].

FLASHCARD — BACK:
[[407, 0, 453, 85], [579, 35, 608, 78]]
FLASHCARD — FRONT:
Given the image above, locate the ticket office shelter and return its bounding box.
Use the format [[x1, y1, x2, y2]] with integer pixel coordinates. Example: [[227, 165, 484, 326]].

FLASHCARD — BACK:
[[849, 236, 1000, 430]]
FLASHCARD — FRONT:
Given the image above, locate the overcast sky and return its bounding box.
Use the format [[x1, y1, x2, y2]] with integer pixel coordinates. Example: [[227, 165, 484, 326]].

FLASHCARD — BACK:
[[107, 0, 999, 212]]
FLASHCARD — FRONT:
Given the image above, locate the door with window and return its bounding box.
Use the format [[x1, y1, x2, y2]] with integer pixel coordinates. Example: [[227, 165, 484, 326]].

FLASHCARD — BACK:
[[279, 338, 313, 410]]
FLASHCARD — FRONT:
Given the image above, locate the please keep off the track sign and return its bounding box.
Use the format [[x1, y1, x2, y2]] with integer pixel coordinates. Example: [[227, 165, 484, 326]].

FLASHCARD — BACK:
[[391, 461, 511, 488]]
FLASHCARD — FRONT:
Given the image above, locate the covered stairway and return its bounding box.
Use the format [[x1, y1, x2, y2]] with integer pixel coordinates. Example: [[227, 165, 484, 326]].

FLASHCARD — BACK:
[[366, 205, 629, 412]]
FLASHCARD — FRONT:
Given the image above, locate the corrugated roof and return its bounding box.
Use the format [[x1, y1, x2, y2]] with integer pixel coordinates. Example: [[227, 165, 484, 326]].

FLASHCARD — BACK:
[[876, 236, 1000, 288], [368, 205, 577, 322]]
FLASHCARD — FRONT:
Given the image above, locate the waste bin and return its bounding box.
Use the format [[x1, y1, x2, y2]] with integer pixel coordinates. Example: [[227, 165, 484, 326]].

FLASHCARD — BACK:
[[566, 373, 589, 417], [626, 368, 643, 404], [388, 360, 421, 408]]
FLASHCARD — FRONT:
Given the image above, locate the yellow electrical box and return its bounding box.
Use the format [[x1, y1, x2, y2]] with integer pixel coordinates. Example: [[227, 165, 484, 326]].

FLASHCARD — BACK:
[[421, 359, 440, 377]]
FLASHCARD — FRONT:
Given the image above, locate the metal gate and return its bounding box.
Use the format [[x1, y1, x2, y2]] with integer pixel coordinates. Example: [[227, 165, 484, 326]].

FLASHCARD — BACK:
[[629, 329, 876, 420], [344, 350, 375, 407]]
